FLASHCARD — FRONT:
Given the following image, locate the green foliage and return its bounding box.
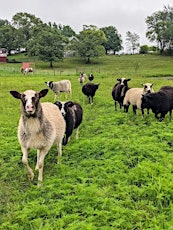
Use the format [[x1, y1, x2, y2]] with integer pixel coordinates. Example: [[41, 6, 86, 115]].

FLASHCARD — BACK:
[[100, 26, 122, 54], [72, 25, 107, 63], [1, 55, 173, 229], [146, 5, 173, 54], [27, 26, 65, 68]]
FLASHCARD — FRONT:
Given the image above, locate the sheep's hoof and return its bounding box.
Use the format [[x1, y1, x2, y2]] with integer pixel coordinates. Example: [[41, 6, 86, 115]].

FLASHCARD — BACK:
[[28, 172, 34, 181], [37, 180, 43, 188]]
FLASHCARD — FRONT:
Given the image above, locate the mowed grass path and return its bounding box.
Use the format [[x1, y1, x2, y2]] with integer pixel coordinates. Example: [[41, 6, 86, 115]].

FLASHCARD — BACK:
[[1, 54, 173, 229]]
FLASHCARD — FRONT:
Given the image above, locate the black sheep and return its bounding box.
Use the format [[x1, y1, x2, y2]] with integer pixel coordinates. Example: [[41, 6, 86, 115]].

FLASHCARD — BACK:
[[54, 101, 83, 145], [112, 78, 131, 110], [141, 86, 173, 121], [82, 83, 100, 104], [89, 73, 94, 82]]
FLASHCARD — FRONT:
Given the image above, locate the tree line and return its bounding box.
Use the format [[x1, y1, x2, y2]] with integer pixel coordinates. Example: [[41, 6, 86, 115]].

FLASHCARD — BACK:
[[0, 5, 172, 67]]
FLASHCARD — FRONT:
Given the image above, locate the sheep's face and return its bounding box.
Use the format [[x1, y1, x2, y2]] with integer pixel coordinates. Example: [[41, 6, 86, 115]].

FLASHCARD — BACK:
[[21, 90, 40, 116], [142, 93, 161, 112], [142, 83, 154, 94], [45, 81, 53, 89], [10, 89, 48, 117], [117, 78, 131, 86], [54, 101, 74, 117], [141, 94, 150, 109]]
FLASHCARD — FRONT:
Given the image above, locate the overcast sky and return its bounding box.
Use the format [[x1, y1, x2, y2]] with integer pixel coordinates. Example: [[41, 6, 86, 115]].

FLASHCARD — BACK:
[[1, 0, 173, 50]]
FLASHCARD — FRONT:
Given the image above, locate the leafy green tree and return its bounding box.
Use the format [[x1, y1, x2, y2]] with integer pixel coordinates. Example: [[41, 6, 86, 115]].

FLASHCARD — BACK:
[[73, 25, 106, 63], [100, 26, 122, 54], [12, 12, 43, 49], [126, 31, 140, 54], [0, 20, 17, 54], [61, 25, 76, 38], [139, 45, 149, 54], [146, 5, 173, 55], [27, 26, 64, 68]]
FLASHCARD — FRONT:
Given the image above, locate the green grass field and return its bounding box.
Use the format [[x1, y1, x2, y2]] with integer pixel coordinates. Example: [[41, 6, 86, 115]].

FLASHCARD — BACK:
[[1, 54, 173, 229]]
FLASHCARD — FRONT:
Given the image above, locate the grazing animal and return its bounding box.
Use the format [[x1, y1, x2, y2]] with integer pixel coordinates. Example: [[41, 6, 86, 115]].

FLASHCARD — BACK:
[[141, 86, 173, 121], [123, 83, 154, 115], [54, 101, 83, 145], [112, 78, 131, 110], [78, 72, 87, 86], [88, 73, 94, 82], [10, 89, 66, 183], [45, 80, 72, 99], [21, 67, 34, 75], [82, 82, 100, 104]]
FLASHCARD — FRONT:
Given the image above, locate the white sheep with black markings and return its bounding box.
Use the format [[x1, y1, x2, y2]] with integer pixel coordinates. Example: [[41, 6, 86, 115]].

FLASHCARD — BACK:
[[123, 83, 154, 115], [78, 72, 87, 86], [45, 80, 72, 100], [10, 89, 66, 184], [112, 78, 131, 110], [54, 100, 83, 145]]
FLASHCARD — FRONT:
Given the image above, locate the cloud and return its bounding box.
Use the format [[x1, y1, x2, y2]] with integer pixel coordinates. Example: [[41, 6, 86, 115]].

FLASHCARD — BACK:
[[1, 0, 173, 47]]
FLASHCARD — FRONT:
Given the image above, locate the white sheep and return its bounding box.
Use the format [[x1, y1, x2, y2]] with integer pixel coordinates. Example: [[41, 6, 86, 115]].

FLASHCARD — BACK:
[[10, 89, 66, 184], [45, 80, 72, 100], [123, 83, 154, 115], [78, 72, 87, 86]]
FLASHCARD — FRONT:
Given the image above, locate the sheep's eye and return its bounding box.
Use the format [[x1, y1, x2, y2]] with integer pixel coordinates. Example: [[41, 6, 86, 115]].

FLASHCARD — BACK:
[[21, 94, 26, 104]]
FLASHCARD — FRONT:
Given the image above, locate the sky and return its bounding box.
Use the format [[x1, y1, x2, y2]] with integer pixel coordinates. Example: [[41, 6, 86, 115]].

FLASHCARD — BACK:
[[1, 0, 173, 51]]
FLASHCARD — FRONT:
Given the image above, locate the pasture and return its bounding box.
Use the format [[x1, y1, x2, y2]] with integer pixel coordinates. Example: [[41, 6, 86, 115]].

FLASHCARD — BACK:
[[1, 54, 173, 229]]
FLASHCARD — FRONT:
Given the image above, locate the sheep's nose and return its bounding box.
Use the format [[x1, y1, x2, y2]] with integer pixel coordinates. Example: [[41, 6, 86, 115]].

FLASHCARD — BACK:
[[26, 105, 34, 111]]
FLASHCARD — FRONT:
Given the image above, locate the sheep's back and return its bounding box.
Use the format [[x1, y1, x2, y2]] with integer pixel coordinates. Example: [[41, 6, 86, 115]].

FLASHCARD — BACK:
[[53, 80, 71, 93], [112, 83, 121, 100], [42, 102, 66, 142], [124, 88, 143, 107], [159, 87, 173, 109]]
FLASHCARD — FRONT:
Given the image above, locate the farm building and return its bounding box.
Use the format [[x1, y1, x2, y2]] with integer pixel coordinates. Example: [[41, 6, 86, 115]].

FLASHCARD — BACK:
[[0, 48, 7, 62]]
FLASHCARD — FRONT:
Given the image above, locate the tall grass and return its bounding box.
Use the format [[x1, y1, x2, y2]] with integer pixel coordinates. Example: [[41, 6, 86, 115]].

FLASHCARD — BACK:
[[1, 54, 173, 229]]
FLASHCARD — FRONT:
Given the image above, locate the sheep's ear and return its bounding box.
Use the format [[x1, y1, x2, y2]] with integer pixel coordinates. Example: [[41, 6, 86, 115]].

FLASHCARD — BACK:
[[10, 91, 21, 99], [65, 101, 74, 107], [117, 78, 121, 81], [54, 100, 62, 108], [127, 78, 131, 81], [39, 89, 48, 98]]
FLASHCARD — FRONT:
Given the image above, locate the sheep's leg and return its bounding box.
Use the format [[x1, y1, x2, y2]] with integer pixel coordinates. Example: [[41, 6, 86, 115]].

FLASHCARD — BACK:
[[21, 147, 34, 181], [159, 113, 165, 122], [114, 101, 117, 111], [57, 141, 62, 164], [62, 135, 68, 145], [155, 113, 160, 119], [141, 108, 144, 117], [132, 105, 137, 115], [119, 102, 122, 110], [76, 127, 79, 139], [35, 150, 40, 170], [169, 110, 172, 120], [124, 104, 129, 113], [36, 149, 48, 182]]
